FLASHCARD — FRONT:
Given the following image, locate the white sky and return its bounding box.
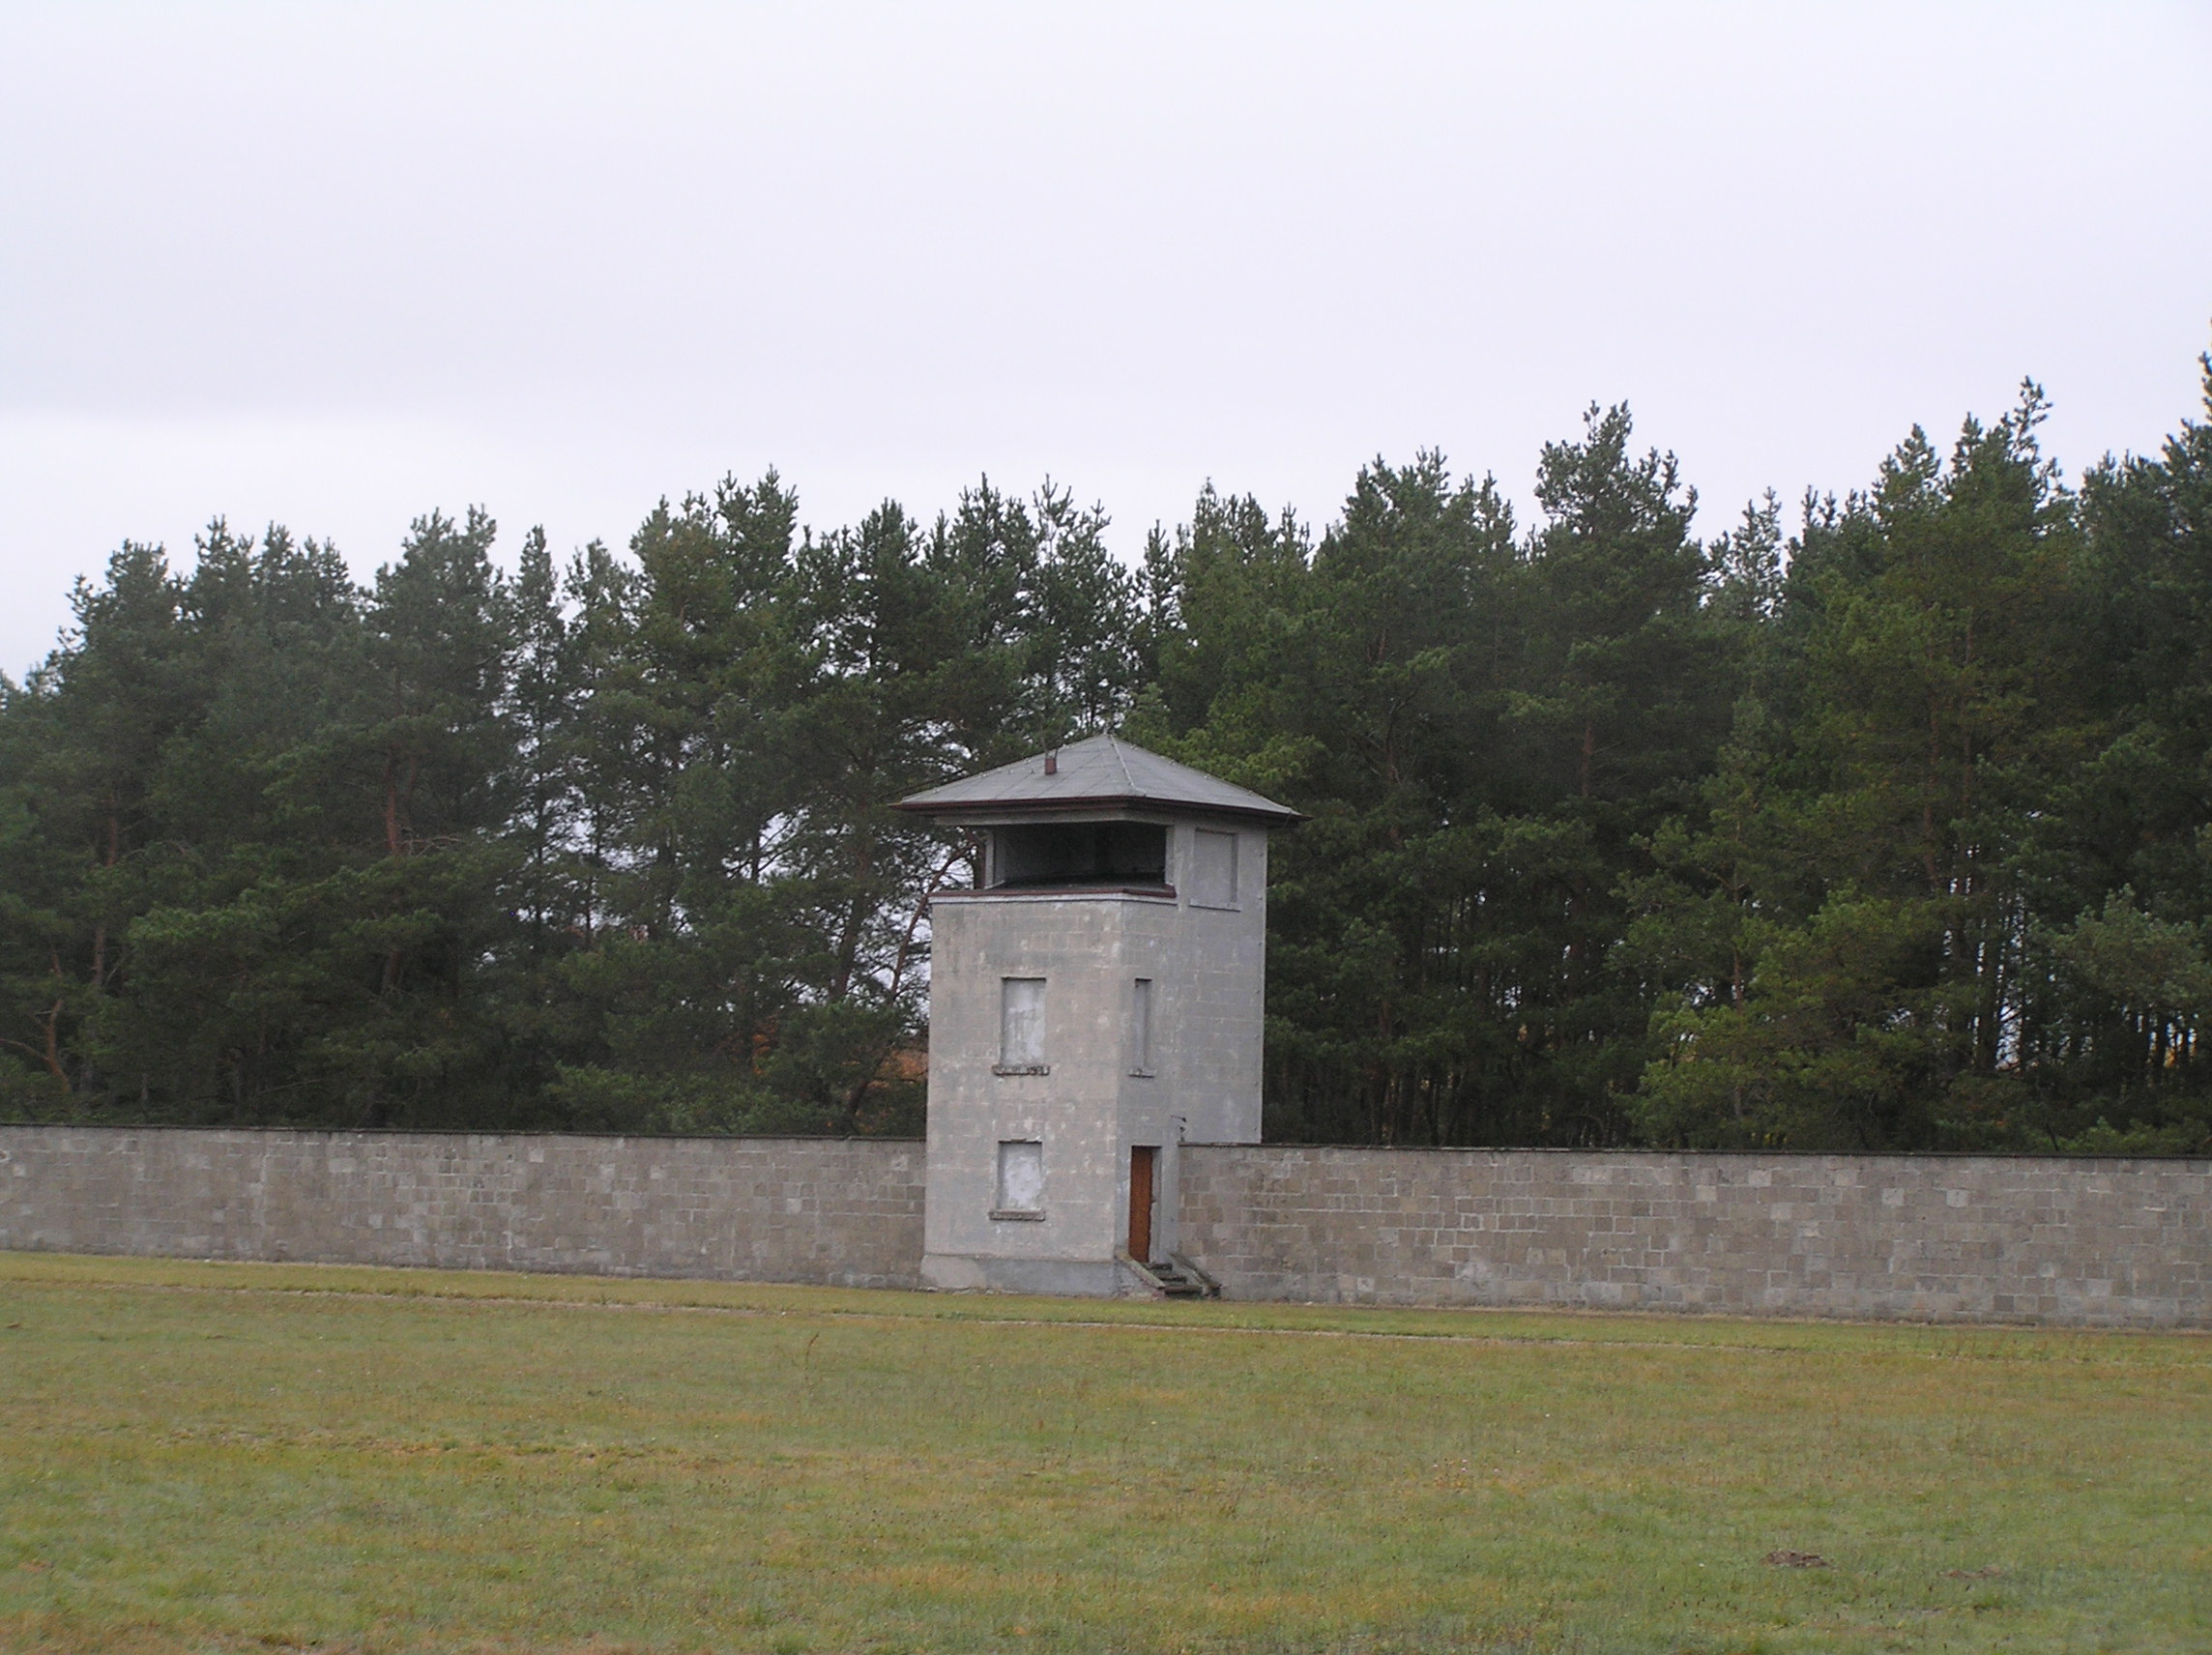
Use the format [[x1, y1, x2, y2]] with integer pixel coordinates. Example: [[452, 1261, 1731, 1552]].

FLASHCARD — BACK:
[[3, 2, 2208, 677]]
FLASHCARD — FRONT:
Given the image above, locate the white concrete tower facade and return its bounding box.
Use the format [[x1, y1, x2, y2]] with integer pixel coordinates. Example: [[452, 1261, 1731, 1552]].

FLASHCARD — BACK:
[[897, 735, 1298, 1295]]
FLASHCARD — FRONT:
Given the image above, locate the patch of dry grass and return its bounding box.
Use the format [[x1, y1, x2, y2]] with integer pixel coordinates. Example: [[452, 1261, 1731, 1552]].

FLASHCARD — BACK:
[[1, 1251, 2206, 1653]]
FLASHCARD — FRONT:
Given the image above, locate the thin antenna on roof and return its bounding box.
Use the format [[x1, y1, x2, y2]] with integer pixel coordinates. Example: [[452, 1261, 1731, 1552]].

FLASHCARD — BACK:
[[1044, 748, 1059, 775]]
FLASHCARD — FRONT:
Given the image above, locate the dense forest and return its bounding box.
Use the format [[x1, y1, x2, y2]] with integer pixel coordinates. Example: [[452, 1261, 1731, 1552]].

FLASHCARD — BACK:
[[6, 358, 2212, 1153]]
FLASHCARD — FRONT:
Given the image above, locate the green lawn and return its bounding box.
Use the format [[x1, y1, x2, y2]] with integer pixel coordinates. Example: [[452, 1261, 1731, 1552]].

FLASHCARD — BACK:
[[1, 1253, 2206, 1654]]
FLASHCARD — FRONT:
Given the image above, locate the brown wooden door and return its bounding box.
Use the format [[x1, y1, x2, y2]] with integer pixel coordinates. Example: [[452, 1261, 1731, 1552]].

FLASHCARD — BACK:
[[1127, 1146, 1157, 1263]]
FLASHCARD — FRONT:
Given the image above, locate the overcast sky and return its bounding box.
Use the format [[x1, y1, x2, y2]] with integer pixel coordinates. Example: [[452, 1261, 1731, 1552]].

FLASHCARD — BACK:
[[2, 2, 2207, 676]]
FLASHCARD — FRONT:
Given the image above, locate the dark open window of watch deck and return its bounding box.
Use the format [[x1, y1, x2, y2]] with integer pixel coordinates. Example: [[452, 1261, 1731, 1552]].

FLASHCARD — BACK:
[[988, 821, 1168, 891]]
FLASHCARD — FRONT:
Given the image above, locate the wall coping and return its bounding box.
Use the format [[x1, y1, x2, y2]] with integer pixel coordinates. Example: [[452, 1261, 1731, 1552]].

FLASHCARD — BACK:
[[1182, 1141, 2212, 1166], [0, 1123, 924, 1147]]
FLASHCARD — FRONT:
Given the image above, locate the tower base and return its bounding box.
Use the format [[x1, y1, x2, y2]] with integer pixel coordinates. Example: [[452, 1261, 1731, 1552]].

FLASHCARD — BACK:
[[920, 1252, 1139, 1297]]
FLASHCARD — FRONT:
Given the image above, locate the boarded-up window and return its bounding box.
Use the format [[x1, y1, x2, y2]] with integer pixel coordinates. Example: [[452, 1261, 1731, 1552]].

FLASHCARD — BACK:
[[997, 1141, 1045, 1212], [1000, 977, 1046, 1069], [1190, 829, 1238, 908], [1130, 978, 1154, 1073]]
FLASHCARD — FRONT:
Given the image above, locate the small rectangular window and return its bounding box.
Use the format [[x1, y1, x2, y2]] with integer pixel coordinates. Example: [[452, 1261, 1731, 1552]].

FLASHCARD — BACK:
[[995, 1140, 1045, 1216], [998, 977, 1047, 1072], [1190, 829, 1238, 908], [1130, 978, 1154, 1074]]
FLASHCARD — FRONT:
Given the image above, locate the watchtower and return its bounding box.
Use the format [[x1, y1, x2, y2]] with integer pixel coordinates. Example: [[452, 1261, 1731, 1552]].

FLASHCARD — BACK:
[[896, 734, 1299, 1295]]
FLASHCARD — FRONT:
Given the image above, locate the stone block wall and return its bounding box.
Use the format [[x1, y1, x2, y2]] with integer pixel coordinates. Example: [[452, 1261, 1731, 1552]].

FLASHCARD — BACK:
[[6, 1128, 2208, 1326], [0, 1126, 925, 1289], [1176, 1145, 2212, 1326]]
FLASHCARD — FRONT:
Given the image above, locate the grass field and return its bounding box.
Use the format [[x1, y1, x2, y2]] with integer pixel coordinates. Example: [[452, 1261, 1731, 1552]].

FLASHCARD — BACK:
[[1, 1253, 2206, 1654]]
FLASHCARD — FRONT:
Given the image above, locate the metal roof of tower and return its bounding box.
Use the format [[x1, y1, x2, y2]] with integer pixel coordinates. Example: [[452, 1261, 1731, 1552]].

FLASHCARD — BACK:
[[895, 733, 1301, 825]]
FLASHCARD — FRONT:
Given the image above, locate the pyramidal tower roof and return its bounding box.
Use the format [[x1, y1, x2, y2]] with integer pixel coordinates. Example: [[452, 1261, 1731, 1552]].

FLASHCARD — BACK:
[[896, 734, 1300, 825]]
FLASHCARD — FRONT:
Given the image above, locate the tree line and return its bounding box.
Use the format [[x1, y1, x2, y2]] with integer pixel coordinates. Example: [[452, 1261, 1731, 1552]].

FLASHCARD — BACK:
[[6, 358, 2211, 1152]]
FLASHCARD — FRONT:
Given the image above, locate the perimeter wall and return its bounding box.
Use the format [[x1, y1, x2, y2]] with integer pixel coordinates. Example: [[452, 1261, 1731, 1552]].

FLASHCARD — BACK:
[[1, 1126, 2207, 1326], [1176, 1145, 2212, 1327], [0, 1126, 925, 1289]]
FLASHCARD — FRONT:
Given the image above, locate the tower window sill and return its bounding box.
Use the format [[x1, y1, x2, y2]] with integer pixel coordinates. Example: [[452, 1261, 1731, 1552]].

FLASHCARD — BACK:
[[989, 1208, 1047, 1222], [992, 1063, 1050, 1077]]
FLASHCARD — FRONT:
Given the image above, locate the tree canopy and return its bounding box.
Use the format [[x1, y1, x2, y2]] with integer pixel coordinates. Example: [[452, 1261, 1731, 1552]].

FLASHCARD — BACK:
[[8, 356, 2212, 1153]]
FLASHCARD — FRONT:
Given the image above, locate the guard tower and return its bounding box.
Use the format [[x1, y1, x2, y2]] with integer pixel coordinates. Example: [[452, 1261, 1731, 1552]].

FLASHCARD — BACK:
[[896, 734, 1299, 1295]]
